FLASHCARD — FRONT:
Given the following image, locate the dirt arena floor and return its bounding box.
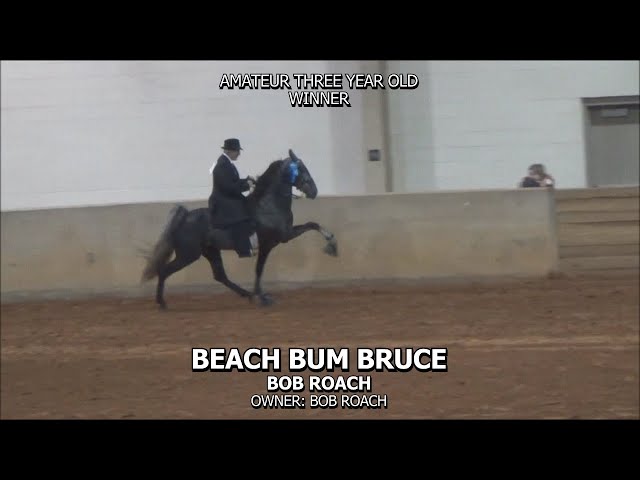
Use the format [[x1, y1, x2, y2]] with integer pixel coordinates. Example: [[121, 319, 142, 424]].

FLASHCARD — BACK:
[[1, 271, 638, 419]]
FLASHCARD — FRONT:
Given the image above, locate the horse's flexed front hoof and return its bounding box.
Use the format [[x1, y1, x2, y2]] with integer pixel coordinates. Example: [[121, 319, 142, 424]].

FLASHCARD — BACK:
[[324, 236, 338, 257]]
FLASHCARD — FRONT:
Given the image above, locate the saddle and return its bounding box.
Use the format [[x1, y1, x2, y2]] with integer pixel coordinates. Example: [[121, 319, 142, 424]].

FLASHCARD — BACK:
[[208, 194, 256, 234]]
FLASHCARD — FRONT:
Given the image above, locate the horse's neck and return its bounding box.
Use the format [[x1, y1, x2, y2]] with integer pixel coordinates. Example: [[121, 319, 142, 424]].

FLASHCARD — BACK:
[[249, 180, 292, 210]]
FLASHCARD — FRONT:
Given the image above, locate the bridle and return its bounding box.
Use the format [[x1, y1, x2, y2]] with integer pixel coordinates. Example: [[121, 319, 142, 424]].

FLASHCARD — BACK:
[[248, 157, 305, 199], [286, 157, 303, 199]]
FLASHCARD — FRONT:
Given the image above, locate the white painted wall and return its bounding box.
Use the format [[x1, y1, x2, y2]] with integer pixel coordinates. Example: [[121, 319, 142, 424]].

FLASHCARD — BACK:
[[386, 60, 640, 191], [4, 60, 637, 212], [1, 60, 372, 212], [385, 61, 435, 192]]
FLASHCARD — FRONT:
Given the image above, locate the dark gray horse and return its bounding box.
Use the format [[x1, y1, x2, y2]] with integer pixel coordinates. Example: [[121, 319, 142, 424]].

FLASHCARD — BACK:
[[141, 149, 338, 309]]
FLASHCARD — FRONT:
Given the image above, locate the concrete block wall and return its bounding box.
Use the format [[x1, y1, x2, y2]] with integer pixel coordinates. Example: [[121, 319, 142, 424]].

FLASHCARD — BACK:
[[1, 189, 559, 302], [3, 60, 638, 213], [1, 60, 386, 212]]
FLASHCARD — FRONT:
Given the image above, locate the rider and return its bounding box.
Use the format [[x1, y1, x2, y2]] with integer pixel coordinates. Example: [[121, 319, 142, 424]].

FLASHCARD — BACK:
[[208, 138, 258, 258]]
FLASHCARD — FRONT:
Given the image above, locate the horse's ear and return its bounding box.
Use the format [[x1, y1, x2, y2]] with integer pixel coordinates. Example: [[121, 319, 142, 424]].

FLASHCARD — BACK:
[[289, 149, 297, 161]]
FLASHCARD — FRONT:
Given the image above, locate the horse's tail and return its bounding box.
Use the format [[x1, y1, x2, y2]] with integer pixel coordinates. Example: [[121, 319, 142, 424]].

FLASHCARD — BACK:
[[140, 205, 189, 282]]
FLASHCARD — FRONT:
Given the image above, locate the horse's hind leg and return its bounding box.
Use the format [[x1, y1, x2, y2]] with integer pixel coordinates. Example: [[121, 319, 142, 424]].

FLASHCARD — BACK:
[[156, 251, 200, 310], [203, 248, 252, 298]]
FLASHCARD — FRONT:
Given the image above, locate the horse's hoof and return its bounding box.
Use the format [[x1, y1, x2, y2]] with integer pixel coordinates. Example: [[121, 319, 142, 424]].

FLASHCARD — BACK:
[[259, 293, 274, 307], [158, 303, 168, 311], [324, 241, 338, 257]]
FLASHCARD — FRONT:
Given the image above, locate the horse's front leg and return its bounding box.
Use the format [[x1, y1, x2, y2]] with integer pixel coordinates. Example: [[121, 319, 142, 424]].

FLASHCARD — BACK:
[[283, 222, 338, 257]]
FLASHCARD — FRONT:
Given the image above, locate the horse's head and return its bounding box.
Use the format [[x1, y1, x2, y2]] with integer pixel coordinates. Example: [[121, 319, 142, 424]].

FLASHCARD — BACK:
[[285, 149, 318, 199]]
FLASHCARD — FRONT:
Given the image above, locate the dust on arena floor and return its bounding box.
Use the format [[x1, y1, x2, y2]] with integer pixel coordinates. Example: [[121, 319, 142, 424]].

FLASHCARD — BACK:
[[1, 271, 638, 419]]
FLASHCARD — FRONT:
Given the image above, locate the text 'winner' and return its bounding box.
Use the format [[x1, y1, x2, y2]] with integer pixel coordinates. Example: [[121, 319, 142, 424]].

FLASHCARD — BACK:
[[191, 346, 448, 410], [218, 73, 420, 108]]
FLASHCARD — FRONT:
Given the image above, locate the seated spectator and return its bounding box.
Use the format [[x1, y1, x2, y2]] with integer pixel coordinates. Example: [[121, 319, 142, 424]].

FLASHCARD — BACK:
[[519, 164, 555, 188]]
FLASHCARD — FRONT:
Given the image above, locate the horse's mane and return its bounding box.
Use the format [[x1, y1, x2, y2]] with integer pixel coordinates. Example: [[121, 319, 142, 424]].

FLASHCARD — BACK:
[[249, 158, 286, 200]]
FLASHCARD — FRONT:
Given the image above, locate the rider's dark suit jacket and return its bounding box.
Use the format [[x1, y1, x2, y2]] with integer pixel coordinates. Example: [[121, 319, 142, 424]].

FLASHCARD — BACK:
[[519, 176, 541, 188], [208, 154, 252, 227]]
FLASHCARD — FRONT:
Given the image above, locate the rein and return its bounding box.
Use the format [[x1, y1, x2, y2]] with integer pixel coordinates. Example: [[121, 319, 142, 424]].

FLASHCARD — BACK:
[[248, 180, 302, 199]]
